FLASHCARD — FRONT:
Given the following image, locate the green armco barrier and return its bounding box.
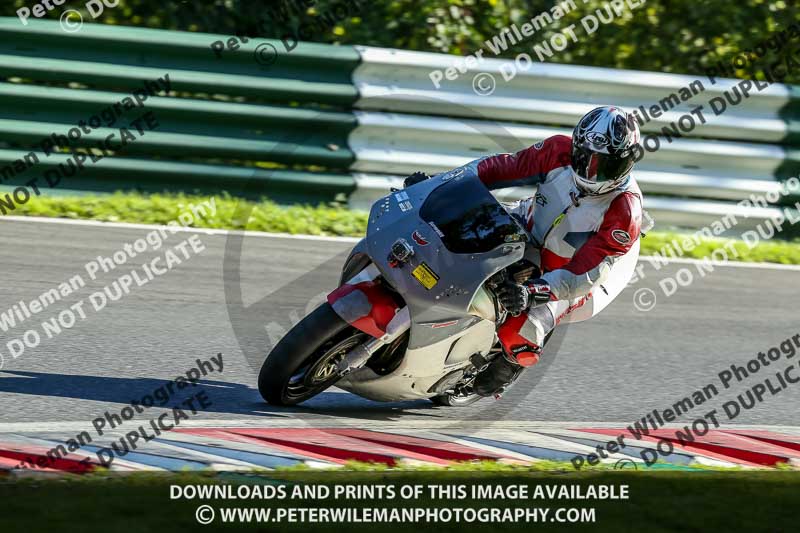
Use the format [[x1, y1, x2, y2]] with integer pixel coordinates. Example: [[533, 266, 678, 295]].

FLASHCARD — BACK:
[[0, 83, 355, 134], [0, 18, 360, 105], [2, 123, 353, 167], [0, 83, 356, 166], [0, 16, 799, 227], [0, 17, 361, 202], [0, 149, 355, 203]]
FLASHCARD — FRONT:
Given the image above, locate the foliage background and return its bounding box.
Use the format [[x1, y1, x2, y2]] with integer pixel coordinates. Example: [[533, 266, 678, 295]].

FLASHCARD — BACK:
[[1, 0, 799, 83]]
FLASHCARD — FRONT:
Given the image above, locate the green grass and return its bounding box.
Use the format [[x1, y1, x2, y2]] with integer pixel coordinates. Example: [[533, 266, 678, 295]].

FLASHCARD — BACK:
[[5, 192, 800, 265], [640, 231, 800, 265], [5, 192, 369, 237], [278, 459, 703, 472], [1, 470, 798, 532]]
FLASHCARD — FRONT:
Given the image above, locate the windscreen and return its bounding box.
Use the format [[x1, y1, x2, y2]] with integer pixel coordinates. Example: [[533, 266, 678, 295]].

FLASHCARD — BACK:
[[419, 176, 526, 254]]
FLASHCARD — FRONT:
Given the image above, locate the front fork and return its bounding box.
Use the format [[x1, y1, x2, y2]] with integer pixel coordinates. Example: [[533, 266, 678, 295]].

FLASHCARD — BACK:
[[326, 263, 411, 376]]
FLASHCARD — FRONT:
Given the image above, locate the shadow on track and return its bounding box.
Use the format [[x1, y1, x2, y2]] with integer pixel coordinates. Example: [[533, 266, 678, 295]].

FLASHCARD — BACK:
[[0, 370, 440, 421]]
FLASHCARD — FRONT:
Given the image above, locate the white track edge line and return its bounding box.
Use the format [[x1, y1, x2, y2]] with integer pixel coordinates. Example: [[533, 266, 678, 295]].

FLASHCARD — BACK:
[[1, 419, 800, 433], [0, 215, 361, 243], [2, 215, 800, 270]]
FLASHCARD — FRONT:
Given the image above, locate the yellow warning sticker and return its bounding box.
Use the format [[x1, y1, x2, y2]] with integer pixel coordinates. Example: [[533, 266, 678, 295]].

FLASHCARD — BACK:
[[412, 262, 440, 290]]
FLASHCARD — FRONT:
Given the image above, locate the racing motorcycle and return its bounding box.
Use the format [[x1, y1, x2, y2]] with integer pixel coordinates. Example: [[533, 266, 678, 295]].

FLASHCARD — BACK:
[[258, 171, 537, 407]]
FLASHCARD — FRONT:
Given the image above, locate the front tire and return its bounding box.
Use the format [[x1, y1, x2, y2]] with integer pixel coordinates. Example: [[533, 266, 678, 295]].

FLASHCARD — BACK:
[[258, 303, 363, 406]]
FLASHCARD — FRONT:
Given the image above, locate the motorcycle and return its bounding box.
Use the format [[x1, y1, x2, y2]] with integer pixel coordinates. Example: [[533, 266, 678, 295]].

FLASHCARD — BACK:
[[258, 171, 537, 406]]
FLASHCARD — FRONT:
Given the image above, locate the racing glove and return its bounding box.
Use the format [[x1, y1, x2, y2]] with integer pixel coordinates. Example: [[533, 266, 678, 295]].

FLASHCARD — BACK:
[[403, 171, 430, 188], [496, 278, 553, 316]]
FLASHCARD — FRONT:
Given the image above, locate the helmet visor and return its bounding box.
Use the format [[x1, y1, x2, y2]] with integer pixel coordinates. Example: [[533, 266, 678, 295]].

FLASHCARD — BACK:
[[572, 144, 634, 184]]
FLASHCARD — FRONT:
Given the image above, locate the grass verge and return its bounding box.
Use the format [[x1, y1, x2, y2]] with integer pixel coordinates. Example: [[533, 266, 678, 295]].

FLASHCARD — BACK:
[[0, 469, 797, 532], [5, 192, 800, 265]]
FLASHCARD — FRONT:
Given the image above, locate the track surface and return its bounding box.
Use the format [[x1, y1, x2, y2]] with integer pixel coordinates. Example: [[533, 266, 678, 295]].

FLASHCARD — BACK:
[[0, 217, 798, 429]]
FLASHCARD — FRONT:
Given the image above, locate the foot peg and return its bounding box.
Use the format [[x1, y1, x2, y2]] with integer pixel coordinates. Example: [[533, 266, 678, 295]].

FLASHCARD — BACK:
[[470, 353, 490, 373], [473, 356, 523, 397]]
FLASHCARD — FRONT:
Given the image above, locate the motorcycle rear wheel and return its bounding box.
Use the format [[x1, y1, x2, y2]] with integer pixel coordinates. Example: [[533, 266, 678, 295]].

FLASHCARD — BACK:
[[258, 303, 364, 406]]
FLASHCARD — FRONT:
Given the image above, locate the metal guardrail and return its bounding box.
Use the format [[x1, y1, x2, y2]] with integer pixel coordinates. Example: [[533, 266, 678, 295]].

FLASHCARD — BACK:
[[348, 46, 800, 230], [348, 111, 797, 202], [348, 173, 792, 234], [0, 18, 358, 203], [0, 18, 360, 105], [0, 149, 355, 204], [353, 46, 799, 145], [0, 19, 798, 231]]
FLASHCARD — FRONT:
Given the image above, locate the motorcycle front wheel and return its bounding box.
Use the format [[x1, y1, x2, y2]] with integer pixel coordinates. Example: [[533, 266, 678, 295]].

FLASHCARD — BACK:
[[258, 303, 365, 406]]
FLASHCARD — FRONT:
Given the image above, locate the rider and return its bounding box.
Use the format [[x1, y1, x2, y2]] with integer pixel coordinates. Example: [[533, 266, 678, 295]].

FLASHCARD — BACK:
[[409, 106, 645, 397]]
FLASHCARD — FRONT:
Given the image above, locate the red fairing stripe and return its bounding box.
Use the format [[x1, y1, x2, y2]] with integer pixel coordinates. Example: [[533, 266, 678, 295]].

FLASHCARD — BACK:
[[562, 191, 642, 276], [477, 135, 572, 188], [327, 281, 400, 339]]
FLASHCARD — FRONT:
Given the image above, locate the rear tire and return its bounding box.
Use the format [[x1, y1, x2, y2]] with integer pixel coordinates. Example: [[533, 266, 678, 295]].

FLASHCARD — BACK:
[[258, 303, 362, 406]]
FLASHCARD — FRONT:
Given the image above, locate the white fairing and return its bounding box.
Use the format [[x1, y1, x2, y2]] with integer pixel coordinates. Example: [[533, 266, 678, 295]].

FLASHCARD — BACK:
[[336, 286, 498, 401], [346, 263, 382, 285], [336, 318, 497, 401], [334, 235, 638, 401]]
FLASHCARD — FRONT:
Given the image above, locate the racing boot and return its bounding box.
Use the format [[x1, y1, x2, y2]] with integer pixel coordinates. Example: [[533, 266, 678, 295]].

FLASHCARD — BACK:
[[473, 354, 524, 397], [473, 313, 544, 397]]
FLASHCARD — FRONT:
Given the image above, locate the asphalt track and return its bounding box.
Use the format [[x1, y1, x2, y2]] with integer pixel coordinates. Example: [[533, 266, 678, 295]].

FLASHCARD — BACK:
[[1, 216, 799, 432]]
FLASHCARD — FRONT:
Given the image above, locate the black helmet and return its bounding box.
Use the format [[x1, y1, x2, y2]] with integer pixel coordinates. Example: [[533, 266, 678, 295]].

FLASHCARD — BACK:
[[571, 106, 641, 195]]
